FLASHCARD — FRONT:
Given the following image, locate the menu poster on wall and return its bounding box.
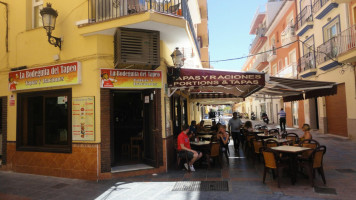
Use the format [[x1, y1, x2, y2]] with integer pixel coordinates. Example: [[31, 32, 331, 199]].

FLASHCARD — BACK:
[[72, 97, 95, 141]]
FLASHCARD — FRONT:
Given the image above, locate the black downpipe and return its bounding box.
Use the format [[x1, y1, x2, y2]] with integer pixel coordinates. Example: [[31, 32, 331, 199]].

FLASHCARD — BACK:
[[0, 1, 8, 52]]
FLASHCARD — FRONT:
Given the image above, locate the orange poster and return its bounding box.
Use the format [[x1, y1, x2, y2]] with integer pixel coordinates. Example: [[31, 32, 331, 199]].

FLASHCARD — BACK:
[[8, 62, 81, 91], [72, 97, 95, 141], [100, 69, 162, 89]]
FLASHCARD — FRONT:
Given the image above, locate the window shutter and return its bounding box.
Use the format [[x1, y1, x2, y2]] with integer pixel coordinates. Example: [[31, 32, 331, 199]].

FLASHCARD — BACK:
[[114, 28, 160, 70]]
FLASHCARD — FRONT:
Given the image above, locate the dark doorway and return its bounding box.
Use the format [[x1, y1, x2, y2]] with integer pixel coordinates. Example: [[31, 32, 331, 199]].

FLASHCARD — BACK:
[[0, 98, 2, 160], [112, 91, 144, 166]]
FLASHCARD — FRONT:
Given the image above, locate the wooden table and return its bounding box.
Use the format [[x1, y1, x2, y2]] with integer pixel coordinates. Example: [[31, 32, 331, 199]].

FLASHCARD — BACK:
[[197, 131, 215, 135], [271, 146, 311, 184], [263, 138, 291, 145], [198, 135, 213, 141], [257, 133, 276, 139]]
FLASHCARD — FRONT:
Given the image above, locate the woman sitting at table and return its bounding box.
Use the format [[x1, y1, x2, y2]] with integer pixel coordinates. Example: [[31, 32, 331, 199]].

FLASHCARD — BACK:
[[217, 125, 229, 151], [243, 121, 254, 132], [300, 124, 312, 141]]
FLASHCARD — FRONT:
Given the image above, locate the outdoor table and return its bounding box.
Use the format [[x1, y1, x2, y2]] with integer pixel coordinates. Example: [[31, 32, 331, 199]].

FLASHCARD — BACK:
[[252, 129, 267, 134], [263, 138, 291, 145], [198, 135, 213, 141], [197, 131, 215, 135], [271, 146, 311, 184], [257, 133, 276, 139]]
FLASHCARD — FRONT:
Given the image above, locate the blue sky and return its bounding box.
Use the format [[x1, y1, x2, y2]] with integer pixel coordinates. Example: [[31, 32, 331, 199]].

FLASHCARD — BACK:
[[207, 0, 266, 71]]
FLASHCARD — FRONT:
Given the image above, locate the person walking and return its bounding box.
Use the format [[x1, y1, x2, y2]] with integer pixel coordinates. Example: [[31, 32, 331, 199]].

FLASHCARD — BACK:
[[278, 108, 286, 132], [228, 112, 243, 153]]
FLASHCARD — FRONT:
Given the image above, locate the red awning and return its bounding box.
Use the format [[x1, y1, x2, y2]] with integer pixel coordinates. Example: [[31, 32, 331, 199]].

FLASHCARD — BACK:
[[167, 67, 265, 98]]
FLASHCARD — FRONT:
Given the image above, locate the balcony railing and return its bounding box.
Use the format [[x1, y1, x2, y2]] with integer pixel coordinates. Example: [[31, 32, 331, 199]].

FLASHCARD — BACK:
[[299, 52, 316, 73], [336, 24, 356, 56], [316, 37, 338, 65], [312, 0, 329, 14], [295, 5, 313, 31], [316, 24, 356, 64], [276, 62, 297, 78], [281, 25, 296, 46], [252, 53, 268, 69], [250, 27, 267, 53], [88, 0, 200, 56]]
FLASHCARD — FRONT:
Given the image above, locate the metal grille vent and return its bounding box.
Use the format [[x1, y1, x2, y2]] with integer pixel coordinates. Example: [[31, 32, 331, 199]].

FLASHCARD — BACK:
[[114, 28, 160, 69], [172, 181, 229, 191]]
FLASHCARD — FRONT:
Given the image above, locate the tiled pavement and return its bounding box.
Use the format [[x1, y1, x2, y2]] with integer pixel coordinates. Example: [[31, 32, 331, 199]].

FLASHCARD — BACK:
[[1, 122, 356, 200]]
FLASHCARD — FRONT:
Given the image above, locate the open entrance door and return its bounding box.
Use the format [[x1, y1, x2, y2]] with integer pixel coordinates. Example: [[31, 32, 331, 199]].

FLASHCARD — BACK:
[[142, 89, 162, 167], [112, 91, 144, 166]]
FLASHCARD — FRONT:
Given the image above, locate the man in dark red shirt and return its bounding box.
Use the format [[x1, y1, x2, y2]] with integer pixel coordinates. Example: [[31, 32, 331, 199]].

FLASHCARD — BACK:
[[177, 124, 202, 171]]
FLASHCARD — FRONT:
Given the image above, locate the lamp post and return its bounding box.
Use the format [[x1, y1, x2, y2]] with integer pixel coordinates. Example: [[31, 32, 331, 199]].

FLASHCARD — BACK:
[[40, 3, 61, 50]]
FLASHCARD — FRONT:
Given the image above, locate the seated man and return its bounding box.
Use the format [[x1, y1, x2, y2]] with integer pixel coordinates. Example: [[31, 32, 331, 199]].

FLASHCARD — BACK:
[[177, 124, 202, 172]]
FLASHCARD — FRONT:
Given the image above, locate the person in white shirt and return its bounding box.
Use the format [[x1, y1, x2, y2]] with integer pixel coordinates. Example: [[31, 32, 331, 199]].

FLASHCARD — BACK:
[[228, 112, 243, 152], [278, 108, 286, 132]]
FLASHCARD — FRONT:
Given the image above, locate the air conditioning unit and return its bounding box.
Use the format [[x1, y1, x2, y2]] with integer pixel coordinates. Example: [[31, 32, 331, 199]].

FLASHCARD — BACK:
[[114, 28, 160, 69]]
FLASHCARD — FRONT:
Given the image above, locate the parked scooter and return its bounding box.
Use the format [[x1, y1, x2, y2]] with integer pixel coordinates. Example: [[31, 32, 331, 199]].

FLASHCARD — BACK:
[[244, 113, 249, 119], [251, 112, 256, 120], [262, 113, 269, 124]]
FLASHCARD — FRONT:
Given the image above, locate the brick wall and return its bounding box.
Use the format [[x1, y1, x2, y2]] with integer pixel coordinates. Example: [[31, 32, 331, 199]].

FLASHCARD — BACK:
[[100, 89, 111, 173], [1, 96, 7, 165], [6, 142, 98, 180]]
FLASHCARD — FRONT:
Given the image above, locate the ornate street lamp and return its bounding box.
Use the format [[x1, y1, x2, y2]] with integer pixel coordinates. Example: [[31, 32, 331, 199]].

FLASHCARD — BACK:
[[170, 47, 184, 68], [167, 47, 184, 82], [40, 3, 61, 50]]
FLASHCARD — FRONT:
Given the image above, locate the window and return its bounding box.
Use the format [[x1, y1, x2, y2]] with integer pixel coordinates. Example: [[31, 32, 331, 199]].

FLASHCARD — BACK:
[[32, 0, 43, 28], [272, 64, 277, 75], [323, 16, 340, 41], [17, 89, 72, 153]]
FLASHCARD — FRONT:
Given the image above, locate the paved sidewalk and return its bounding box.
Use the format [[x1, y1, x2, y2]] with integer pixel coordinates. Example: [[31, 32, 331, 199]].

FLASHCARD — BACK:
[[1, 121, 356, 200]]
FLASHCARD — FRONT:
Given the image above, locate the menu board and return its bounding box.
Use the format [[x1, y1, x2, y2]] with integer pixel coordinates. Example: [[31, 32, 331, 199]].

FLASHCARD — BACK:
[[72, 97, 95, 141]]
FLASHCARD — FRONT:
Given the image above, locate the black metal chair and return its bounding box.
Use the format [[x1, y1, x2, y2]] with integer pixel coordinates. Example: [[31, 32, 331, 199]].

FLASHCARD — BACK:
[[299, 145, 327, 187]]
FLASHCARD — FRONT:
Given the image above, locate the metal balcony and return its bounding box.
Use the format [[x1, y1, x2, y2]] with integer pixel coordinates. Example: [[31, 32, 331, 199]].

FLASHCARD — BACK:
[[250, 27, 267, 54], [281, 25, 296, 47], [87, 0, 200, 56], [267, 46, 276, 62], [312, 0, 338, 20], [299, 52, 317, 78], [252, 53, 269, 71], [276, 62, 297, 78], [317, 24, 356, 69], [295, 5, 313, 36]]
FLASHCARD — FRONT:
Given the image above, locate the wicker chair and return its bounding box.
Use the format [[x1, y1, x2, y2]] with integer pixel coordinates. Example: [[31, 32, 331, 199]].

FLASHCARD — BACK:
[[245, 132, 256, 154], [268, 129, 279, 135], [298, 139, 321, 162], [251, 138, 263, 163], [285, 133, 299, 145], [206, 142, 221, 168], [261, 147, 289, 188], [264, 139, 278, 148], [299, 145, 327, 186]]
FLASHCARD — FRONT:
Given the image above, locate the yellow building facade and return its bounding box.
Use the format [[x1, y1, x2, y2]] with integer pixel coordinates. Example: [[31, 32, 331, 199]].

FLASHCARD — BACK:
[[297, 0, 356, 139], [0, 0, 208, 179]]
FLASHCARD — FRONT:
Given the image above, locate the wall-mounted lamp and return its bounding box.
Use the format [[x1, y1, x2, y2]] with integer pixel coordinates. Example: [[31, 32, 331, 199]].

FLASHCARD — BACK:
[[40, 3, 61, 50], [170, 47, 184, 68], [167, 47, 184, 82]]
